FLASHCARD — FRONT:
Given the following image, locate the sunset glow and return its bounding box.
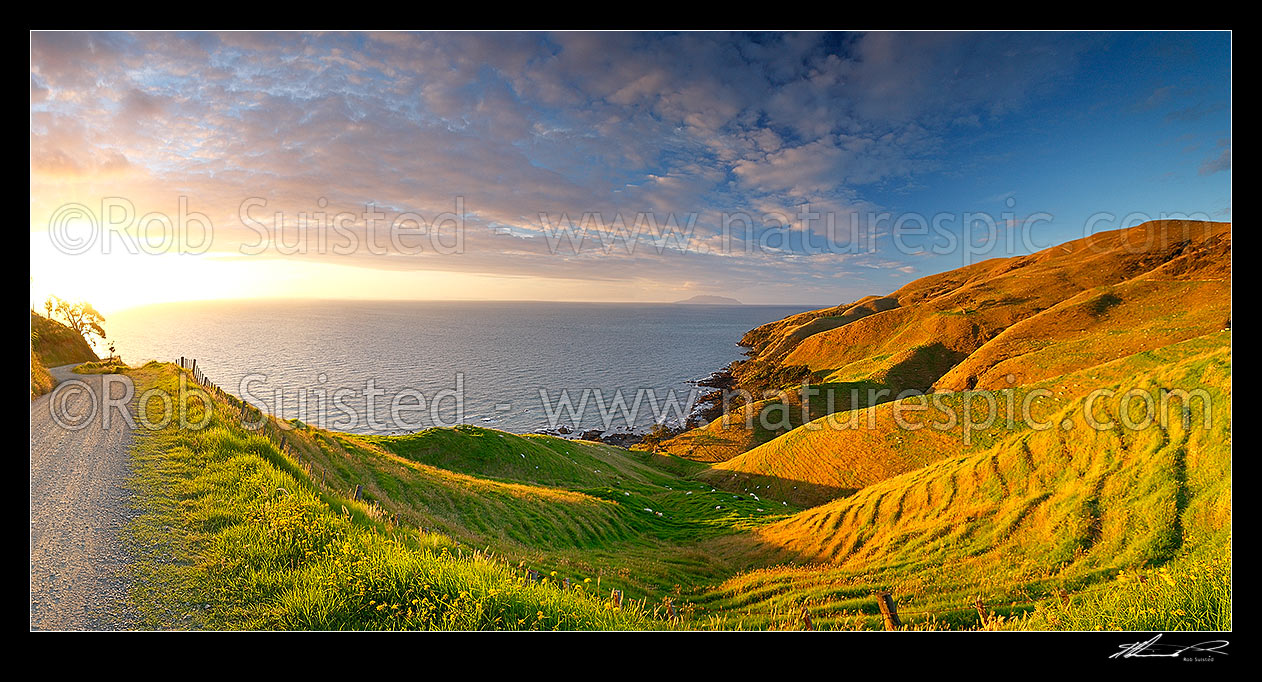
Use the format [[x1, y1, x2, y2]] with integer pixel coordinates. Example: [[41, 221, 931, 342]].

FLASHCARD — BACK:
[[31, 31, 1230, 312], [30, 29, 1233, 639]]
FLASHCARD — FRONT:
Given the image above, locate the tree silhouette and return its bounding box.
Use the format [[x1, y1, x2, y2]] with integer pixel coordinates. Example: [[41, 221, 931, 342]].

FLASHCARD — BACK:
[[44, 296, 107, 346]]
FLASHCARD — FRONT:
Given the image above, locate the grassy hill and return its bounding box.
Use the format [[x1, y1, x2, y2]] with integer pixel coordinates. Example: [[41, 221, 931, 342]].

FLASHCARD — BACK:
[[278, 423, 802, 594], [699, 333, 1228, 508], [125, 362, 677, 629], [658, 220, 1230, 462], [786, 221, 1228, 382], [102, 219, 1228, 630], [692, 337, 1229, 630], [124, 362, 803, 628], [30, 310, 98, 398], [31, 310, 99, 367], [119, 338, 1229, 629]]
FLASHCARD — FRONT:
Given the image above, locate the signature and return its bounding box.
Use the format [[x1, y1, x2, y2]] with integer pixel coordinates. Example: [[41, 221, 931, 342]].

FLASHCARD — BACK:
[[1110, 634, 1230, 660]]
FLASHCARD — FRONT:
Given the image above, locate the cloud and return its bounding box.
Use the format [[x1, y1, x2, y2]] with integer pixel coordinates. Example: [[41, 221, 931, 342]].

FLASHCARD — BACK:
[[1199, 147, 1231, 176], [27, 31, 1139, 304], [1167, 101, 1227, 123]]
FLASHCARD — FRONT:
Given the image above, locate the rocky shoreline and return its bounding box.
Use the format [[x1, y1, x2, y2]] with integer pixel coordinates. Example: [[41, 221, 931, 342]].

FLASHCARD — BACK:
[[530, 423, 648, 448], [529, 363, 742, 448]]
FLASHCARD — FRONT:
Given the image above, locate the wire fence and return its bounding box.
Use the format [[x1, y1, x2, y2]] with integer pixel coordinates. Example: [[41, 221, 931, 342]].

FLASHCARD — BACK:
[[177, 357, 395, 523], [172, 357, 1077, 630], [175, 357, 671, 611]]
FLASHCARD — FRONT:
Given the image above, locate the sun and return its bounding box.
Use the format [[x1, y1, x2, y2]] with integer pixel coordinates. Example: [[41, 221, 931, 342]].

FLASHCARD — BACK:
[[29, 239, 259, 315]]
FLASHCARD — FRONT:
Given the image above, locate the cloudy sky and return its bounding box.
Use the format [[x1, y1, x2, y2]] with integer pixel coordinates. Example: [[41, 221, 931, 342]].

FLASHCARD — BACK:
[[30, 31, 1231, 312]]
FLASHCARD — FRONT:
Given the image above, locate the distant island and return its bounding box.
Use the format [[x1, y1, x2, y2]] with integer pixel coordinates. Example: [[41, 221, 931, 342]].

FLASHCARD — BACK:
[[672, 295, 743, 305]]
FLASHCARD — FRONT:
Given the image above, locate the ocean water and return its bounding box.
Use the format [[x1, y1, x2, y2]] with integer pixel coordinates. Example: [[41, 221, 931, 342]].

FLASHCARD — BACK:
[[107, 300, 813, 435]]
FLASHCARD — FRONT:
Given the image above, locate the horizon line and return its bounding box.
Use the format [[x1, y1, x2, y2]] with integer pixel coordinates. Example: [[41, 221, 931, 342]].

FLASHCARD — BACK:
[[86, 296, 834, 315]]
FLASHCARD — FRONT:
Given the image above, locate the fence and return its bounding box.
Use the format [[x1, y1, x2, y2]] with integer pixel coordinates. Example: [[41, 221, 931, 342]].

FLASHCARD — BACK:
[[172, 357, 1076, 631], [797, 589, 1079, 631], [175, 357, 674, 616], [176, 357, 392, 523]]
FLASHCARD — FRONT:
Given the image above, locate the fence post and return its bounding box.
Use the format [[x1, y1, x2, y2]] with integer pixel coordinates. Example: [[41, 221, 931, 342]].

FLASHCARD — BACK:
[[353, 484, 363, 501], [974, 597, 990, 629], [877, 592, 901, 630]]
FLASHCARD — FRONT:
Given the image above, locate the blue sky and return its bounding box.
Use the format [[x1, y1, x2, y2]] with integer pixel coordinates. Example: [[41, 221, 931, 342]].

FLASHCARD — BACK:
[[873, 32, 1231, 250], [30, 31, 1231, 310]]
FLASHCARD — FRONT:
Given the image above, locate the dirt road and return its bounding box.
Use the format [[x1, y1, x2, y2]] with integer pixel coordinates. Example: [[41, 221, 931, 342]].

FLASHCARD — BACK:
[[30, 365, 138, 630]]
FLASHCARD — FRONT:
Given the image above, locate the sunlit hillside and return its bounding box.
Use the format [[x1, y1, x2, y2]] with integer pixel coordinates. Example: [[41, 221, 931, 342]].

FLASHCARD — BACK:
[[30, 310, 98, 398], [660, 221, 1230, 466], [696, 337, 1230, 630]]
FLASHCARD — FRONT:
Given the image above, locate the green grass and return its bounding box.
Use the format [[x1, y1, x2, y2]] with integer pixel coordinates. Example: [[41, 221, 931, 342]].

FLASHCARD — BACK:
[[359, 425, 683, 490], [126, 363, 659, 630], [30, 310, 97, 367], [101, 220, 1229, 630], [30, 310, 99, 398], [685, 339, 1231, 630], [703, 332, 1231, 507], [657, 378, 896, 464], [30, 351, 53, 399], [670, 221, 1229, 469], [1017, 549, 1231, 631], [72, 358, 128, 374], [119, 338, 1230, 630], [295, 424, 800, 595]]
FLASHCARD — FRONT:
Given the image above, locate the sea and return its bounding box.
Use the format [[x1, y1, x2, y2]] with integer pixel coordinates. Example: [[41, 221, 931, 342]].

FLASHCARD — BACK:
[[106, 300, 813, 435]]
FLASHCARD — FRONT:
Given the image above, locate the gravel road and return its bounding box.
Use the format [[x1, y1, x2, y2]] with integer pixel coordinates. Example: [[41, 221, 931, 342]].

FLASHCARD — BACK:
[[30, 364, 139, 630]]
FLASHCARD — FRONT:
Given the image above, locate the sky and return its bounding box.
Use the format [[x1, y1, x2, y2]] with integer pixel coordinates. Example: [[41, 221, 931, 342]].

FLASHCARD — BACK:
[[30, 31, 1231, 313]]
